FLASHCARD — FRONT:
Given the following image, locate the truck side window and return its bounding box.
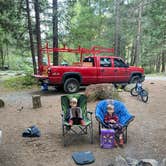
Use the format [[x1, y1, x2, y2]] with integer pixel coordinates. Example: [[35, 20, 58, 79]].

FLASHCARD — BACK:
[[100, 58, 112, 67], [114, 59, 126, 67]]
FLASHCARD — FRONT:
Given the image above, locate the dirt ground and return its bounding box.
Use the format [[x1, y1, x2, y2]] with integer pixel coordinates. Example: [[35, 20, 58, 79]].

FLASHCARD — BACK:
[[0, 78, 166, 166]]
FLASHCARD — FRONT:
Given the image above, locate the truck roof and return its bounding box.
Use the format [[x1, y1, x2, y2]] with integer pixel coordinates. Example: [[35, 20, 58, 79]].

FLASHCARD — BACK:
[[85, 55, 122, 59]]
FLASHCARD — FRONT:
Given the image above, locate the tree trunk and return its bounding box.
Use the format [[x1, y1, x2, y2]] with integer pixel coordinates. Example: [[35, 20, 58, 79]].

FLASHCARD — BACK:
[[114, 0, 120, 56], [161, 50, 165, 72], [34, 0, 42, 72], [130, 41, 136, 66], [134, 2, 143, 66], [161, 31, 165, 72], [26, 0, 37, 74], [53, 0, 58, 65], [0, 49, 4, 69], [156, 55, 161, 72]]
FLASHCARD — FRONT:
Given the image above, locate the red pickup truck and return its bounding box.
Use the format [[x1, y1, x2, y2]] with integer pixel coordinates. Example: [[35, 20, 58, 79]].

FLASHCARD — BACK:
[[34, 44, 145, 93]]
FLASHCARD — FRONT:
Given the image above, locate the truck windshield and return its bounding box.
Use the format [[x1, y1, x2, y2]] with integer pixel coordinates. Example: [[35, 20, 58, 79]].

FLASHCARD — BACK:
[[114, 59, 127, 67]]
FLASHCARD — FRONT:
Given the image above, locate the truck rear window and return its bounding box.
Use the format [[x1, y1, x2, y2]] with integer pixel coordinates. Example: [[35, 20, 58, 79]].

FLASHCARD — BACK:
[[83, 57, 95, 66]]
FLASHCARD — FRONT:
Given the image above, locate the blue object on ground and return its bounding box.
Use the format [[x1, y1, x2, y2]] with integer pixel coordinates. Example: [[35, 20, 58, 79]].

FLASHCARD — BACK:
[[22, 125, 41, 137], [41, 83, 48, 91], [72, 151, 95, 165]]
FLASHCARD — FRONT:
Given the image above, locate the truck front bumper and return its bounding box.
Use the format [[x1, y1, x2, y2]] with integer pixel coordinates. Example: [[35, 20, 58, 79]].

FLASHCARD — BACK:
[[33, 74, 50, 84]]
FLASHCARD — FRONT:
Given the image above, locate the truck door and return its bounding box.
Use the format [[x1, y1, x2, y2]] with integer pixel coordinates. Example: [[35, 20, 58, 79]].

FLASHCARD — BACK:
[[98, 57, 116, 83], [113, 58, 130, 83], [82, 57, 98, 84]]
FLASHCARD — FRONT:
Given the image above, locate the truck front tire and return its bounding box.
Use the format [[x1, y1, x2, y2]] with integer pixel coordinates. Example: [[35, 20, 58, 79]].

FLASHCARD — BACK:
[[130, 75, 140, 83], [64, 78, 80, 93]]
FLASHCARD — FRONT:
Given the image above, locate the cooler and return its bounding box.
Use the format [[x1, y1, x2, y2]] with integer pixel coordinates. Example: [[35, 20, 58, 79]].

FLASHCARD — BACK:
[[100, 129, 115, 149]]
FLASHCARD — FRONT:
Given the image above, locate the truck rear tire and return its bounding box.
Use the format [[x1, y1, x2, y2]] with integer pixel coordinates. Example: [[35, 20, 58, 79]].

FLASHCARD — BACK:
[[64, 78, 80, 93]]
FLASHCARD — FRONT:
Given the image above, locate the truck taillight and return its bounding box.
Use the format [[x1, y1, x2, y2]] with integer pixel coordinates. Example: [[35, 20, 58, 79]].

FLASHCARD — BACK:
[[47, 68, 51, 75]]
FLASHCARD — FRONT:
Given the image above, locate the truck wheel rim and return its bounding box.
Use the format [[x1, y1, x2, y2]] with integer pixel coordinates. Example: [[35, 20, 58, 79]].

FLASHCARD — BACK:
[[67, 83, 77, 92]]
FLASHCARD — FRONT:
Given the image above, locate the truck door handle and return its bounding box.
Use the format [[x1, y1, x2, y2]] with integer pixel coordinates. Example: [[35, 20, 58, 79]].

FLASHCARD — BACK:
[[101, 69, 105, 72], [114, 69, 118, 72]]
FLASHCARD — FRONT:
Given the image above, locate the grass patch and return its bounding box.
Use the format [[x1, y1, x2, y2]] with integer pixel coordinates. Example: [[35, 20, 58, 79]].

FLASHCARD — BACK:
[[3, 75, 37, 90]]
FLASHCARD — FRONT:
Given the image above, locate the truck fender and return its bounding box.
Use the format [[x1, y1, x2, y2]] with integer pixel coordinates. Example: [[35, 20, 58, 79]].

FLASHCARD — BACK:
[[62, 72, 82, 84]]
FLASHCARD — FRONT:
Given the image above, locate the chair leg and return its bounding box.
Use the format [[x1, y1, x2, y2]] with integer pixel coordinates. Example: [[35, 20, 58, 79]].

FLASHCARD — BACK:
[[89, 124, 93, 144], [98, 122, 101, 135], [123, 127, 127, 144], [62, 125, 67, 146]]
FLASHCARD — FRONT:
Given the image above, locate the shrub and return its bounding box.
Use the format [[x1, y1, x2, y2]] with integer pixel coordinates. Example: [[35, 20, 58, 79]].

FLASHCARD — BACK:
[[4, 75, 37, 90]]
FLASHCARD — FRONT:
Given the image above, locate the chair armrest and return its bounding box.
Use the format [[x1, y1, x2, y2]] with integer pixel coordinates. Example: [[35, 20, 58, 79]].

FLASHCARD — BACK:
[[87, 111, 93, 115], [95, 116, 100, 122], [123, 116, 135, 127], [95, 116, 109, 128], [87, 110, 93, 121], [61, 113, 66, 122]]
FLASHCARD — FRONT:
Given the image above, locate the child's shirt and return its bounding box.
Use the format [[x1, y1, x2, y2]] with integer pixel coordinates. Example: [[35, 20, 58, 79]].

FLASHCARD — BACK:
[[137, 82, 142, 91], [70, 107, 83, 119], [104, 113, 118, 124]]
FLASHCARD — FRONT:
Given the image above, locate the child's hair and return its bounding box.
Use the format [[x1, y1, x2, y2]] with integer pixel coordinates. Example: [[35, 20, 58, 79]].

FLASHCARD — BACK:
[[70, 97, 78, 103], [107, 104, 114, 110]]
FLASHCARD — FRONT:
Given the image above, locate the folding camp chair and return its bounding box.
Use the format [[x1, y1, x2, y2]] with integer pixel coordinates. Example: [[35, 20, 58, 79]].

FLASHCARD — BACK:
[[95, 99, 135, 144], [61, 94, 93, 146]]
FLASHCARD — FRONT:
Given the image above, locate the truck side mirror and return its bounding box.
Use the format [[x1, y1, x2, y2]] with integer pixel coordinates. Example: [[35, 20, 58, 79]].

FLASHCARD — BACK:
[[125, 63, 129, 67]]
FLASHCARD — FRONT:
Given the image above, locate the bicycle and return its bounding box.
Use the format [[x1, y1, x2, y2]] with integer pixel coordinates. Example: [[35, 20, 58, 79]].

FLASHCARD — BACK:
[[130, 81, 148, 103]]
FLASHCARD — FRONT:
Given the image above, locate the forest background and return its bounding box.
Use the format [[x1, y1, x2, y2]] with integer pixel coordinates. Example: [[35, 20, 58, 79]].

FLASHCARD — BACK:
[[0, 0, 165, 76]]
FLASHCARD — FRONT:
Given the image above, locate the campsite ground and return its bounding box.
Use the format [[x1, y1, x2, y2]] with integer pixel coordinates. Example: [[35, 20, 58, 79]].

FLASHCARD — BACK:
[[0, 78, 166, 166]]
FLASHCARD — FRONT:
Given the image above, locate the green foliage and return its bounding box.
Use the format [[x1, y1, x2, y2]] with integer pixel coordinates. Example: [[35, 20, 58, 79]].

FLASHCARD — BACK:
[[61, 0, 114, 48], [0, 0, 33, 69], [8, 54, 33, 74], [4, 75, 37, 90], [144, 67, 155, 74], [0, 0, 165, 73]]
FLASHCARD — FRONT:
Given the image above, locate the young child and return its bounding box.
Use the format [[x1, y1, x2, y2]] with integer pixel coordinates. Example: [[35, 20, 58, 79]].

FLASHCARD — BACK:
[[136, 79, 142, 94], [68, 97, 86, 126], [104, 104, 124, 146]]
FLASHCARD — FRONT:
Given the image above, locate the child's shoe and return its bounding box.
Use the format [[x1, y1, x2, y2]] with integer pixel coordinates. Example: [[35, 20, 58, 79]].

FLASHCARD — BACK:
[[119, 137, 124, 147], [68, 120, 73, 126], [80, 120, 86, 126], [114, 140, 118, 148]]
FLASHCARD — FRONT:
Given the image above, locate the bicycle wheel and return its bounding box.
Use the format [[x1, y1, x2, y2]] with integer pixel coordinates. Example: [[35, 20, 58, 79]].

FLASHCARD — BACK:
[[141, 90, 148, 103], [130, 87, 138, 96]]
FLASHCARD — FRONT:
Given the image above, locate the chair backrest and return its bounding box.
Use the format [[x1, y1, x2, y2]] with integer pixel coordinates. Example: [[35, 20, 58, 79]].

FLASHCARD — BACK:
[[61, 94, 87, 118], [95, 99, 134, 126]]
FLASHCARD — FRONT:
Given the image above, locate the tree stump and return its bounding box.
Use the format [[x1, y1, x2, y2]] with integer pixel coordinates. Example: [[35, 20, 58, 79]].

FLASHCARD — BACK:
[[0, 99, 5, 108], [32, 95, 41, 109]]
